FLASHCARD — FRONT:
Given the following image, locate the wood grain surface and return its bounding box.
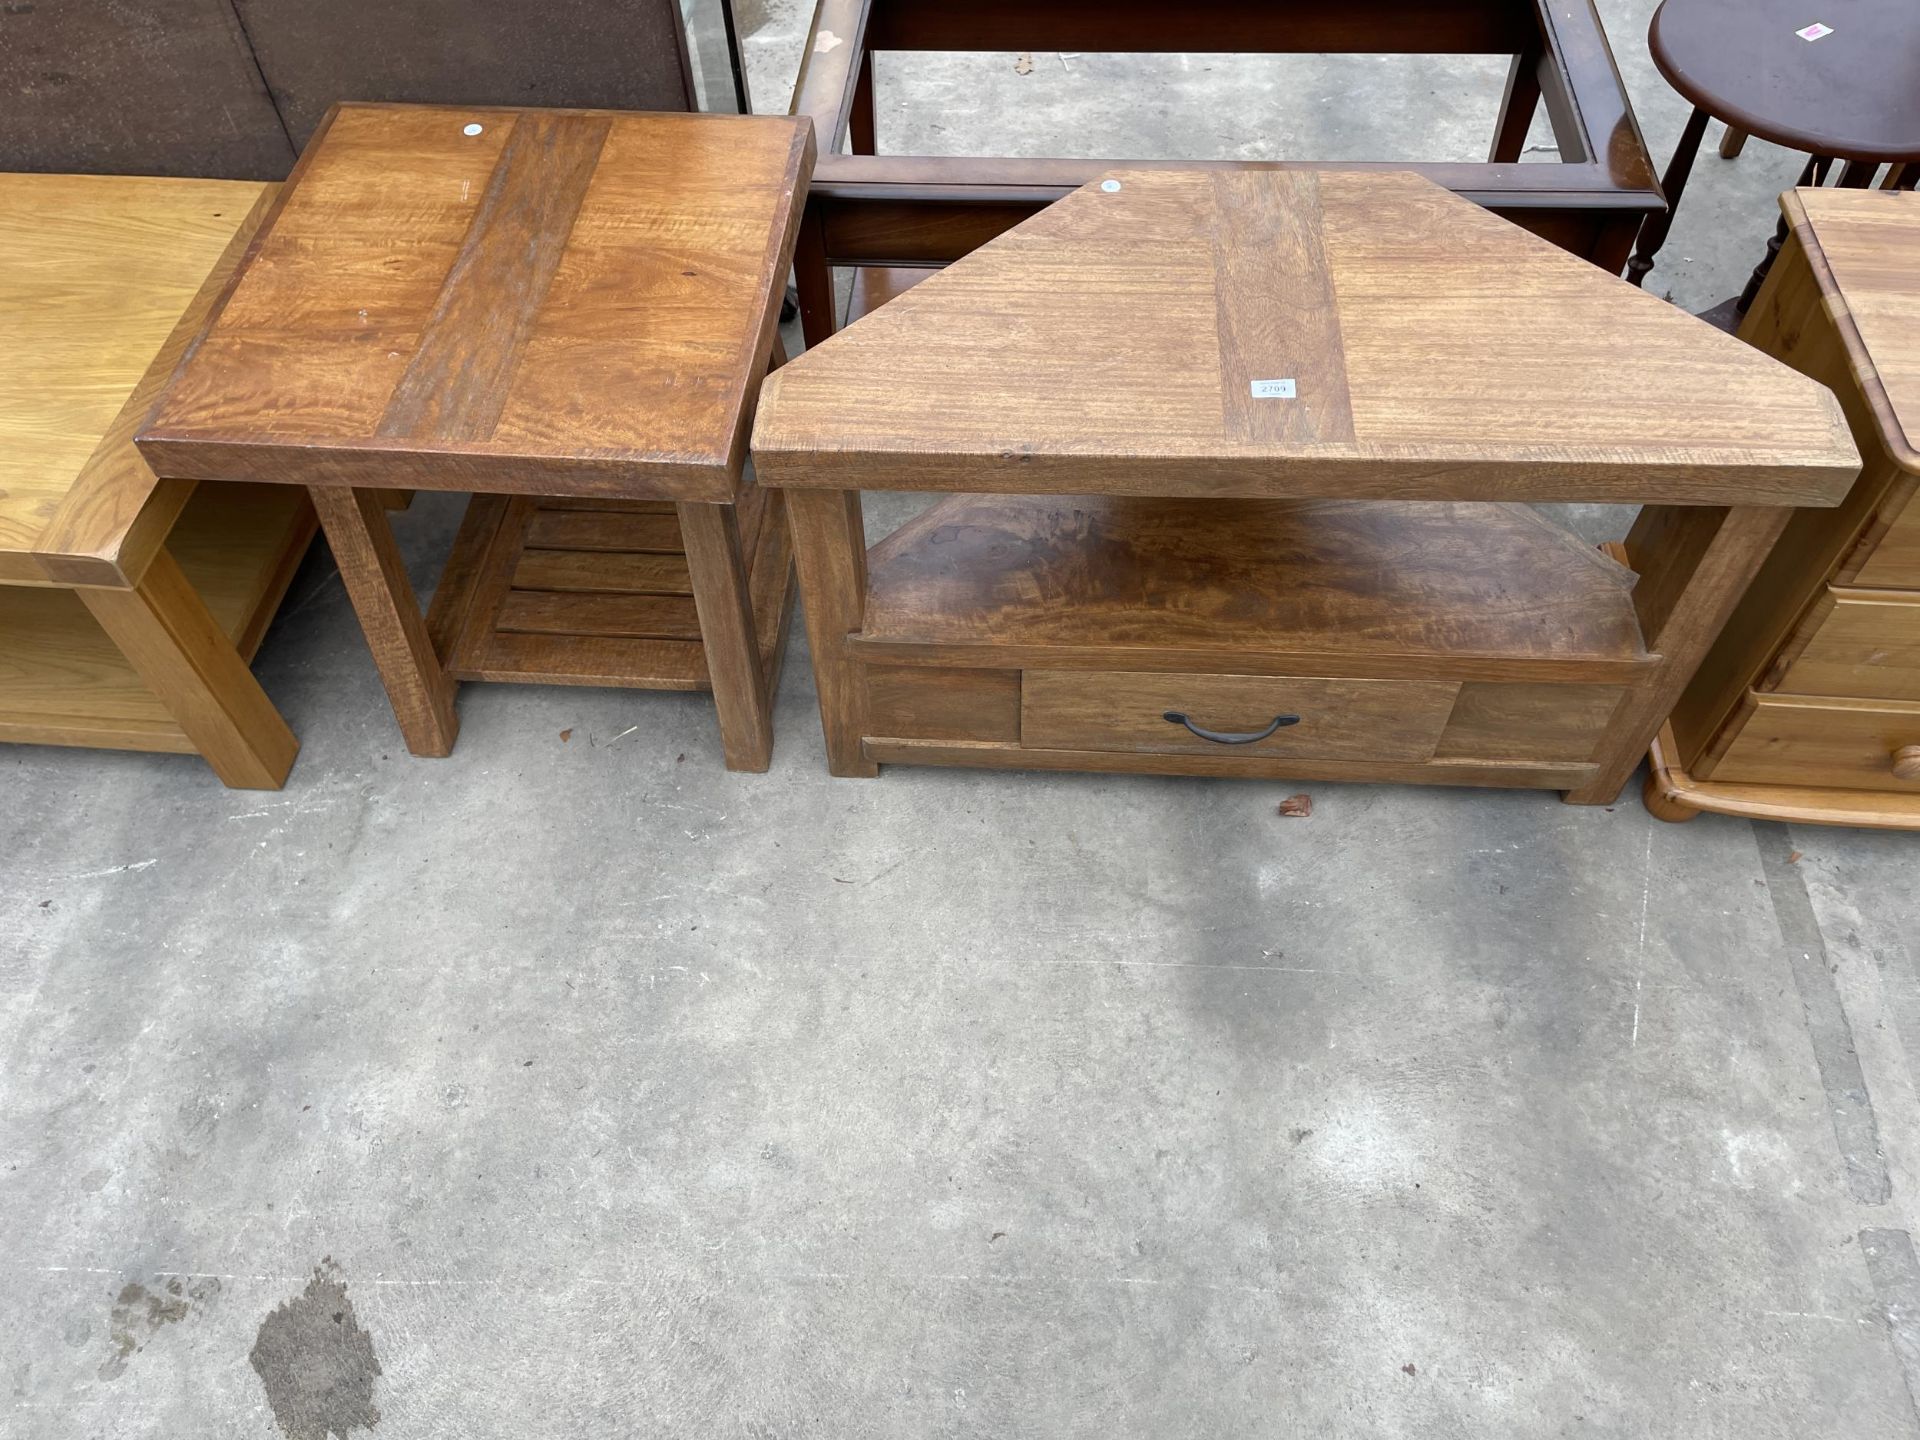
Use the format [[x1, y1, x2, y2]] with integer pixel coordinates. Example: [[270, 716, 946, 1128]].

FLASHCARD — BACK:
[[0, 175, 275, 583], [853, 493, 1652, 681], [754, 169, 1858, 505], [141, 105, 814, 502]]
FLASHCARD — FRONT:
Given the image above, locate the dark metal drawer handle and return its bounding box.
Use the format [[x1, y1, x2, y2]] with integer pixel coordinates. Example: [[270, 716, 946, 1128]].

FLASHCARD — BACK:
[[1162, 711, 1301, 745]]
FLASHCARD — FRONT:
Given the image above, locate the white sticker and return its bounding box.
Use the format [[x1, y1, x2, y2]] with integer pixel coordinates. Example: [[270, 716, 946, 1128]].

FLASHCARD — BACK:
[[814, 28, 844, 53], [462, 122, 484, 136], [1251, 379, 1297, 399], [1796, 22, 1833, 40]]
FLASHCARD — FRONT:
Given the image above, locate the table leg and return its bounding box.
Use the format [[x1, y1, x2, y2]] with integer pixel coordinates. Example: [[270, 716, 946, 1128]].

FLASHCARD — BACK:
[[849, 52, 877, 155], [787, 488, 877, 778], [1626, 105, 1710, 287], [679, 500, 775, 773], [81, 548, 297, 789], [309, 484, 459, 757], [1488, 49, 1543, 163], [1718, 125, 1748, 160], [1567, 504, 1792, 805], [794, 206, 839, 351], [1735, 154, 1831, 314]]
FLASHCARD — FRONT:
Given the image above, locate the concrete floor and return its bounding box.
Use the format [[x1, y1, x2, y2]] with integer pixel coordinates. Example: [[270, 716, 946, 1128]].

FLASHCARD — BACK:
[[5, 2, 1920, 1436]]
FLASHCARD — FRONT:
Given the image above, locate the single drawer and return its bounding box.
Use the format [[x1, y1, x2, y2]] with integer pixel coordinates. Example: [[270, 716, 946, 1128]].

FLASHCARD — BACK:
[[1773, 588, 1920, 702], [1850, 487, 1920, 590], [1711, 693, 1920, 792], [1021, 671, 1458, 759]]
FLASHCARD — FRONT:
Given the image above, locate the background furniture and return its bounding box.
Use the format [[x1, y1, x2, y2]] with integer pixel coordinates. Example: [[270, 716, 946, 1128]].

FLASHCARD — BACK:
[[1627, 0, 1920, 302], [138, 105, 811, 773], [784, 0, 1662, 347], [0, 0, 720, 178], [0, 174, 313, 788], [1647, 187, 1920, 827], [752, 169, 1857, 802]]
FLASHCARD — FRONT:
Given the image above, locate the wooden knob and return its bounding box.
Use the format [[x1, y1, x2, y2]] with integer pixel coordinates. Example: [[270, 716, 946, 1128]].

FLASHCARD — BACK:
[[1894, 746, 1920, 782]]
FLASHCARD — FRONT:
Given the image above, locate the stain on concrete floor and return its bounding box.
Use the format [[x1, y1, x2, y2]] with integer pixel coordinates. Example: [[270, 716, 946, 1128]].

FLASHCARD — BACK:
[[98, 1276, 220, 1381], [249, 1260, 381, 1440]]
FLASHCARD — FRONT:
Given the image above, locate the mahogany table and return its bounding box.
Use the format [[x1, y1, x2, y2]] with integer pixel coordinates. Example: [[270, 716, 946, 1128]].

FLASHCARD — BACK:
[[752, 169, 1859, 803], [0, 174, 313, 788], [785, 0, 1664, 348], [139, 104, 813, 772]]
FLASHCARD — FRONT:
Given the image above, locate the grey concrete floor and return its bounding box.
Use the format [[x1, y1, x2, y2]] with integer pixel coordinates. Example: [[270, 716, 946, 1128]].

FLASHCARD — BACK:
[[6, 3, 1920, 1437]]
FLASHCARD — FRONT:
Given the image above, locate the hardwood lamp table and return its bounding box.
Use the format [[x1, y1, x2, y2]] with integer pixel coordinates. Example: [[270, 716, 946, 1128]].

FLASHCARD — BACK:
[[753, 170, 1859, 801], [138, 104, 814, 771], [0, 175, 314, 789], [1647, 187, 1920, 828], [786, 0, 1663, 347]]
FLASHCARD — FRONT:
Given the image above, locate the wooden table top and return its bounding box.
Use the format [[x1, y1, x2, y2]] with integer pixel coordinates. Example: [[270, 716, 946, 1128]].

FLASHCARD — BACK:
[[1650, 0, 1920, 162], [751, 169, 1859, 507], [0, 174, 273, 585], [139, 104, 814, 504], [1788, 187, 1920, 475]]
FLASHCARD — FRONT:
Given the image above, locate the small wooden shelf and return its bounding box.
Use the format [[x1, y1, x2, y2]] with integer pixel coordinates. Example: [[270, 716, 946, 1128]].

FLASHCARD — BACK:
[[854, 493, 1655, 681], [426, 485, 793, 692], [0, 482, 315, 752]]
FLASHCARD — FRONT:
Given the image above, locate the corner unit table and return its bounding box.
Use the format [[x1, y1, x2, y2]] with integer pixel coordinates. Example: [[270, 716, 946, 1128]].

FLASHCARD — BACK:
[[785, 0, 1663, 347], [752, 170, 1859, 803], [1648, 187, 1920, 827], [0, 174, 314, 788], [138, 104, 813, 772]]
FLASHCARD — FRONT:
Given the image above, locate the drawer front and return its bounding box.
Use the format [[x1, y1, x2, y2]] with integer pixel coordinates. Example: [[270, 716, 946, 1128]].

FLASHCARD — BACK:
[[1774, 588, 1920, 702], [1713, 693, 1920, 792], [1851, 489, 1920, 590], [1021, 671, 1459, 760]]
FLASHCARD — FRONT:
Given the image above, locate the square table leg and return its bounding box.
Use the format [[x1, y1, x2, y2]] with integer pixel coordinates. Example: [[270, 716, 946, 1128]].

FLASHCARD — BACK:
[[80, 548, 298, 789], [678, 499, 775, 773], [1568, 503, 1793, 805], [787, 488, 879, 778], [310, 484, 460, 757]]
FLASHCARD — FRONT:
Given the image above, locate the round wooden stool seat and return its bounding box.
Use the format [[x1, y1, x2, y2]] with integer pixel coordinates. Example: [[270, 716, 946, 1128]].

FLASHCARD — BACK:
[[1651, 0, 1920, 162], [1628, 0, 1920, 297]]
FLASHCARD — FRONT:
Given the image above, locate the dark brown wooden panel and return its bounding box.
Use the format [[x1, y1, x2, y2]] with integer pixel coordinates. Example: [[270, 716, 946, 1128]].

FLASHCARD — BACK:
[[0, 0, 294, 178], [232, 0, 696, 149]]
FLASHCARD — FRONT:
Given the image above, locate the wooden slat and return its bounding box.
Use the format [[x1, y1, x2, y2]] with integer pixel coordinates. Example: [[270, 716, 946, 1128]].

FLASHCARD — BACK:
[[465, 631, 709, 689], [524, 509, 686, 553], [511, 549, 693, 595], [496, 592, 702, 640]]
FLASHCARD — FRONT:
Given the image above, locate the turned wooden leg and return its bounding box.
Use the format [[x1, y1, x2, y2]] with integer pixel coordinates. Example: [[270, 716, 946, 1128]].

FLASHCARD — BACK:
[[1488, 49, 1543, 163], [786, 488, 877, 778], [1568, 505, 1792, 805], [1718, 125, 1748, 159], [1737, 154, 1830, 313], [82, 548, 297, 789], [309, 484, 459, 757], [679, 500, 775, 772], [1627, 106, 1711, 287]]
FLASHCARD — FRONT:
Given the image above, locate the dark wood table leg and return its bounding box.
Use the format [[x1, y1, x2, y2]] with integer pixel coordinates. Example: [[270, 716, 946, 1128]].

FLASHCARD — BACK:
[[679, 499, 775, 772], [786, 487, 878, 778], [1718, 125, 1748, 159], [1627, 106, 1711, 287], [793, 206, 838, 351], [1488, 48, 1543, 163], [310, 484, 460, 757], [1735, 154, 1833, 314]]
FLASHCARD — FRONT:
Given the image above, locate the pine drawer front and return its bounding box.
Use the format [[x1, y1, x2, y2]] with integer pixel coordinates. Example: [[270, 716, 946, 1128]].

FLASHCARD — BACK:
[[1713, 694, 1920, 791], [1851, 490, 1920, 590], [1775, 589, 1920, 702], [1020, 672, 1459, 759]]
